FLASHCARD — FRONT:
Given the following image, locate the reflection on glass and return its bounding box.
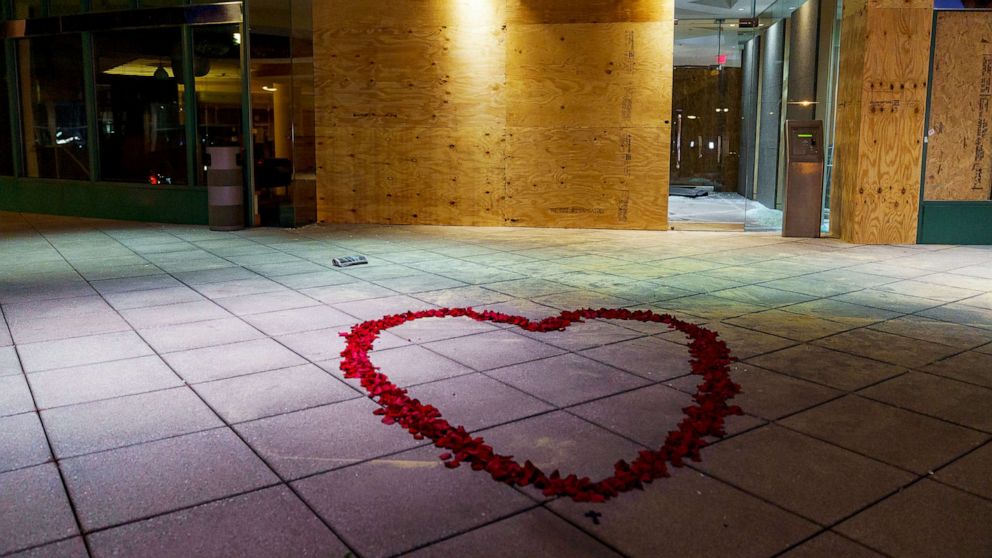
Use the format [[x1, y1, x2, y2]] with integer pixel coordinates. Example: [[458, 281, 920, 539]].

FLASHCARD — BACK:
[[193, 24, 243, 185], [49, 0, 83, 16], [0, 52, 13, 176], [13, 0, 43, 18], [19, 34, 89, 180], [90, 0, 131, 12], [249, 0, 317, 225], [94, 28, 188, 184]]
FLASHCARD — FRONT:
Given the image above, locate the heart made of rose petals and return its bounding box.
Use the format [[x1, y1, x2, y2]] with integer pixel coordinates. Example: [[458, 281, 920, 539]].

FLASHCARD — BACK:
[[339, 307, 742, 503]]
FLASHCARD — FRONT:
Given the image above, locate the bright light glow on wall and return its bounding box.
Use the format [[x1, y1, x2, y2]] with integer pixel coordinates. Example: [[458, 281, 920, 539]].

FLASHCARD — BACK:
[[450, 0, 498, 27]]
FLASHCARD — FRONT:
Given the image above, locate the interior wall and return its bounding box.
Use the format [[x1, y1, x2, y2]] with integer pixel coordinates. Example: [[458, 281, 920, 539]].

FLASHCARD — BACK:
[[312, 0, 674, 229]]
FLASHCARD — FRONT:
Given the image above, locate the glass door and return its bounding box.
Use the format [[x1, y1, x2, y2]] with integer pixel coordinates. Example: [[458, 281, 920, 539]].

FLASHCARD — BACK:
[[670, 19, 753, 228]]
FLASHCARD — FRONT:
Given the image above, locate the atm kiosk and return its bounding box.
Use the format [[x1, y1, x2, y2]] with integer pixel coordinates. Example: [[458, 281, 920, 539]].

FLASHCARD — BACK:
[[783, 120, 825, 238]]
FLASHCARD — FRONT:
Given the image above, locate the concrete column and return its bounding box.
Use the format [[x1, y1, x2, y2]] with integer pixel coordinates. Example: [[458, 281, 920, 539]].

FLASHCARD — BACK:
[[755, 20, 785, 209]]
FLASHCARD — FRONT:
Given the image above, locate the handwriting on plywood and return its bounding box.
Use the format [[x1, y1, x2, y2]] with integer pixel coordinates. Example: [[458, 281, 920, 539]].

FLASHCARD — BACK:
[[924, 11, 992, 202]]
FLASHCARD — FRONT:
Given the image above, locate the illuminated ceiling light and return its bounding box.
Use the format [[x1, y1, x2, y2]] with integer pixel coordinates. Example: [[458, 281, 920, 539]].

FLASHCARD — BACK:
[[262, 85, 278, 92], [686, 115, 698, 120], [233, 32, 241, 45]]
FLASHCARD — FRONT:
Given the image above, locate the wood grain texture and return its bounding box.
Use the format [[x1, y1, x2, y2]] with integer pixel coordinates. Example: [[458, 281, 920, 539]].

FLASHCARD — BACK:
[[506, 0, 669, 24], [924, 11, 992, 202], [831, 1, 931, 244], [314, 0, 674, 230]]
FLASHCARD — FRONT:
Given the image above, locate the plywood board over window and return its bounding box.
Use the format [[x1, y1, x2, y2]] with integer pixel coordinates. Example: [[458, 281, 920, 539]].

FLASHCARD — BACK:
[[313, 0, 674, 230], [924, 11, 992, 202]]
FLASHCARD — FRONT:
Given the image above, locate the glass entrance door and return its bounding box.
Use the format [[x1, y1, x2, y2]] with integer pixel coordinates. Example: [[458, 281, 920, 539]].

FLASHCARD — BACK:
[[669, 19, 752, 228]]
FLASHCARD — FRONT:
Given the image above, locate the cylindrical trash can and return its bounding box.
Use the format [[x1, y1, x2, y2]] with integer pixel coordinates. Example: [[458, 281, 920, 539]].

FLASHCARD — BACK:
[[206, 146, 245, 231]]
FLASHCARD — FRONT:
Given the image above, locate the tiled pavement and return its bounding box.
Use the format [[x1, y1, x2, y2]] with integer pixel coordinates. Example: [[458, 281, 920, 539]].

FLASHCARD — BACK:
[[1, 211, 991, 558]]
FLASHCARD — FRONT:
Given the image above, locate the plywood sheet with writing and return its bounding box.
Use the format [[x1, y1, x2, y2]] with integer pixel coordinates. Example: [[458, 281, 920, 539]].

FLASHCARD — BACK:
[[924, 12, 992, 202], [504, 127, 668, 228], [506, 22, 672, 128]]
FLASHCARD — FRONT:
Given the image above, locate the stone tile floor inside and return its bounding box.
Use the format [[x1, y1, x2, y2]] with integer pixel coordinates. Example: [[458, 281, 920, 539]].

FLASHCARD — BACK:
[[1, 211, 991, 558]]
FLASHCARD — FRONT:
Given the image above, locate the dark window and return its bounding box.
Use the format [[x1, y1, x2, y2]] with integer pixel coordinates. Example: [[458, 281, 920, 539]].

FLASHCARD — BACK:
[[19, 34, 90, 180], [94, 28, 188, 184]]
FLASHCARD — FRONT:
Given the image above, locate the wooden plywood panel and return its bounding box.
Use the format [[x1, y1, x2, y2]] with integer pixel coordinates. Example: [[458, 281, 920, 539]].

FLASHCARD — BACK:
[[506, 0, 668, 24], [830, 0, 868, 240], [924, 12, 992, 202], [833, 3, 931, 244], [319, 127, 505, 226], [504, 127, 668, 228], [507, 22, 672, 128], [314, 0, 674, 231], [318, 0, 507, 29], [317, 26, 506, 128]]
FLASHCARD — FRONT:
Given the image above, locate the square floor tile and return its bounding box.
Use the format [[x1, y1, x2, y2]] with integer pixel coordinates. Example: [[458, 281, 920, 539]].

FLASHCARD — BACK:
[[780, 300, 901, 327], [711, 285, 816, 308], [62, 428, 277, 531], [193, 364, 358, 423], [192, 278, 287, 299], [405, 507, 621, 558], [480, 411, 643, 482], [836, 480, 992, 558], [580, 336, 696, 381], [729, 364, 842, 420], [661, 321, 797, 360], [241, 305, 356, 336], [872, 280, 981, 303], [387, 316, 500, 344], [781, 395, 989, 474], [333, 294, 439, 321], [18, 331, 154, 373], [0, 346, 21, 376], [104, 286, 205, 310], [300, 282, 397, 305], [548, 469, 818, 558], [831, 289, 945, 314], [570, 384, 749, 448], [482, 278, 575, 298], [86, 486, 347, 558], [139, 317, 266, 354], [119, 300, 232, 329], [366, 345, 474, 387], [814, 329, 961, 369], [213, 290, 320, 316], [859, 372, 992, 433], [163, 338, 307, 383], [519, 319, 645, 351], [661, 294, 770, 321], [28, 356, 182, 409], [272, 270, 355, 290], [236, 398, 423, 480], [410, 285, 514, 307], [531, 290, 637, 312], [698, 425, 914, 524], [6, 538, 88, 558], [0, 374, 34, 417], [780, 532, 886, 558], [406, 373, 553, 432], [42, 387, 223, 458], [869, 315, 992, 350], [425, 330, 564, 372], [277, 327, 408, 363], [0, 413, 50, 473], [487, 353, 649, 407], [725, 310, 856, 342], [919, 303, 992, 330], [292, 445, 535, 558], [9, 310, 133, 345], [923, 351, 992, 388], [3, 295, 112, 322], [935, 442, 992, 500], [0, 464, 79, 555], [746, 344, 905, 391], [90, 274, 183, 295], [374, 273, 467, 294]]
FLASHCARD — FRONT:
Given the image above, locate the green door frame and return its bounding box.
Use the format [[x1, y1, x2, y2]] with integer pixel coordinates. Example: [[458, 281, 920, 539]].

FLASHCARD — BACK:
[[918, 9, 992, 245]]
